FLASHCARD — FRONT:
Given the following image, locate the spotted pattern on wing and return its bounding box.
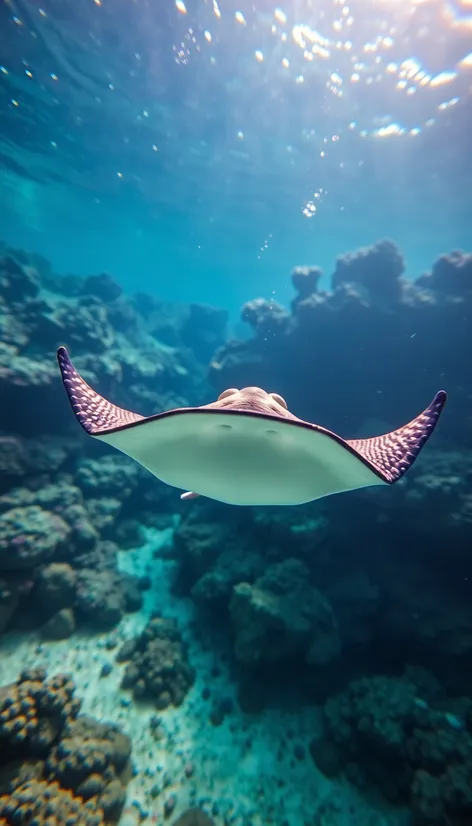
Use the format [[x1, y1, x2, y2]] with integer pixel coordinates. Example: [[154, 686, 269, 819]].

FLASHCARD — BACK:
[[57, 346, 143, 435], [347, 390, 447, 483]]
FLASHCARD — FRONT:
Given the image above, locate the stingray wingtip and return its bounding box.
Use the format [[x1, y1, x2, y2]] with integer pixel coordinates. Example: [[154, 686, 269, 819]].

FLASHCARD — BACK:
[[56, 345, 70, 365], [433, 389, 447, 409]]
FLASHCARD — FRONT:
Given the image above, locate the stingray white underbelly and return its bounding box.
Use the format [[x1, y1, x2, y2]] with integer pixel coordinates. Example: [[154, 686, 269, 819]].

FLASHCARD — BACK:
[[97, 411, 385, 506]]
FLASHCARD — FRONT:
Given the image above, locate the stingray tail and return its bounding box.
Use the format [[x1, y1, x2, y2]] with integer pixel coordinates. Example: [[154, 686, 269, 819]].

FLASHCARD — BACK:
[[347, 390, 447, 484]]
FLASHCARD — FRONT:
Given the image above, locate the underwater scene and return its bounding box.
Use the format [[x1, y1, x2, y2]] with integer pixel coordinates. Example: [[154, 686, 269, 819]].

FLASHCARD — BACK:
[[0, 0, 471, 824]]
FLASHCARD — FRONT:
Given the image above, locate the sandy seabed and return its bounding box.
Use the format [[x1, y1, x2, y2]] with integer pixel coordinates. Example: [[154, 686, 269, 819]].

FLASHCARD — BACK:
[[0, 528, 410, 826]]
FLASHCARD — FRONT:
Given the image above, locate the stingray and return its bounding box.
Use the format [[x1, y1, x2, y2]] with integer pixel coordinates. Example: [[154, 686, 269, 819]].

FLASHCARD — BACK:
[[57, 346, 446, 507]]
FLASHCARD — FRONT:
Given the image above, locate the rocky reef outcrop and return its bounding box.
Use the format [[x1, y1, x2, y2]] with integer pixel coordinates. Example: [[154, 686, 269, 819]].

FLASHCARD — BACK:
[[311, 670, 472, 824], [0, 247, 227, 437], [0, 479, 146, 637], [117, 615, 195, 709], [229, 558, 340, 667]]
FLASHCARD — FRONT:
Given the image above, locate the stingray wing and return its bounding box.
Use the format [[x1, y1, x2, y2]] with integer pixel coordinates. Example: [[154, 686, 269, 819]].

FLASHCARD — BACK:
[[57, 346, 144, 434], [346, 390, 447, 484]]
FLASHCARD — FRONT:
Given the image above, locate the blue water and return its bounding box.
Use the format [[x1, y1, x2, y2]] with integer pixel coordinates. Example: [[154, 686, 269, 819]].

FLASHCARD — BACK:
[[1, 0, 471, 310]]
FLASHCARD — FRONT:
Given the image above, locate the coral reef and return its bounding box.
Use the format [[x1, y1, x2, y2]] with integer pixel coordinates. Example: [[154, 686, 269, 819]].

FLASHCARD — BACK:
[[331, 238, 405, 303], [0, 246, 223, 437], [2, 239, 472, 825], [36, 563, 77, 612], [47, 716, 131, 821], [0, 779, 106, 825], [316, 672, 472, 824], [416, 249, 472, 297], [173, 502, 257, 595], [230, 558, 340, 666], [0, 481, 145, 638], [75, 567, 142, 630], [0, 245, 227, 638], [0, 668, 131, 824], [0, 505, 70, 571], [170, 481, 472, 702], [210, 239, 471, 450], [0, 668, 80, 753], [117, 616, 195, 709]]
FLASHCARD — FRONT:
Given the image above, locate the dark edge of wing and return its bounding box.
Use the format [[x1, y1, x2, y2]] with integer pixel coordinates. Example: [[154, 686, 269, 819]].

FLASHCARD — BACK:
[[57, 346, 144, 435], [346, 390, 447, 484]]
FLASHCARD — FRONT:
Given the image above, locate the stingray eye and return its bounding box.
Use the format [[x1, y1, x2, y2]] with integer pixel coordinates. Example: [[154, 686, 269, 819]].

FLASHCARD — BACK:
[[218, 388, 238, 401], [269, 393, 288, 409]]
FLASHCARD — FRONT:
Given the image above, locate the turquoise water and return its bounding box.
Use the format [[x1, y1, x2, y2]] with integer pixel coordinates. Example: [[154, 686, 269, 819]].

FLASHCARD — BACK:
[[1, 0, 471, 308]]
